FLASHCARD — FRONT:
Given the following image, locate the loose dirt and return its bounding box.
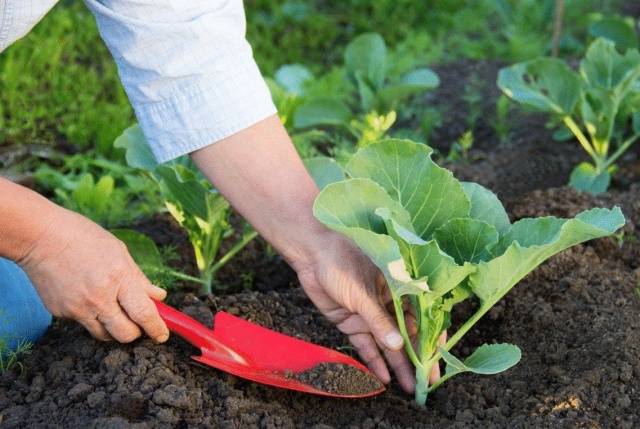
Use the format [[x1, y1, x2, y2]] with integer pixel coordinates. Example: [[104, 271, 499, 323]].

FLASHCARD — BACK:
[[288, 363, 383, 396]]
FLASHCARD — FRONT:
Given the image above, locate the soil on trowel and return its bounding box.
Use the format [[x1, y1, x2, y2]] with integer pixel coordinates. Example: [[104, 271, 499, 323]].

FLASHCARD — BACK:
[[288, 363, 383, 396]]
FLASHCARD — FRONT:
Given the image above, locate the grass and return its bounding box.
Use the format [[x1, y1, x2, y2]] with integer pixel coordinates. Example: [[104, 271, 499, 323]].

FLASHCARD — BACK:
[[0, 1, 132, 155], [0, 339, 33, 376]]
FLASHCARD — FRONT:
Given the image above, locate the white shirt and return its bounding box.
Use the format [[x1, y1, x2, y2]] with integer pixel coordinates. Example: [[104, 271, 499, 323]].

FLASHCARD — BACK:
[[0, 1, 276, 163]]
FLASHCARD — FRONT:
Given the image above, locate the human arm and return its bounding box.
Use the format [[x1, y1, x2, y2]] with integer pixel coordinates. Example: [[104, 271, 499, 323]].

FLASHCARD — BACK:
[[0, 177, 169, 343]]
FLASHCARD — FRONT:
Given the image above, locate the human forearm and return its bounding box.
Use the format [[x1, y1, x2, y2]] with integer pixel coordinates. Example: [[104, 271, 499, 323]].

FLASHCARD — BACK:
[[0, 177, 59, 262], [190, 115, 327, 268]]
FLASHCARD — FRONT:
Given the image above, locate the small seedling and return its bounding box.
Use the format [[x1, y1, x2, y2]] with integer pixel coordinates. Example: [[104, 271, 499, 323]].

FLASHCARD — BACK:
[[613, 231, 638, 249], [0, 339, 33, 376], [498, 38, 640, 194], [114, 126, 258, 294], [447, 130, 474, 163], [314, 139, 624, 405]]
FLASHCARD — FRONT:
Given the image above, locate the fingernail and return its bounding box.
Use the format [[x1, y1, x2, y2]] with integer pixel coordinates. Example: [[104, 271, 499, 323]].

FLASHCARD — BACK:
[[158, 333, 169, 343], [384, 331, 403, 349]]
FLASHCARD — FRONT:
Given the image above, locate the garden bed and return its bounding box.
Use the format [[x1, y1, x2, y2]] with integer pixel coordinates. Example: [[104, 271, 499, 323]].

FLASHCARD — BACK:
[[1, 183, 638, 428], [2, 53, 640, 427]]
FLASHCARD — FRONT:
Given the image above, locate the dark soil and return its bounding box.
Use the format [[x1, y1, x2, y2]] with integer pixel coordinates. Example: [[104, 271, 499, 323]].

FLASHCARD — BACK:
[[289, 363, 383, 396], [1, 185, 639, 428]]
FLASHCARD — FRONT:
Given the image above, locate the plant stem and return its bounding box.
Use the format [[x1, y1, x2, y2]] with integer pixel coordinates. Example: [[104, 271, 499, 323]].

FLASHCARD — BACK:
[[200, 270, 214, 296], [392, 297, 422, 368], [605, 134, 640, 168], [415, 364, 431, 406], [562, 116, 601, 167], [419, 305, 489, 394], [209, 230, 258, 277], [427, 370, 456, 393], [444, 306, 488, 352], [164, 269, 208, 285]]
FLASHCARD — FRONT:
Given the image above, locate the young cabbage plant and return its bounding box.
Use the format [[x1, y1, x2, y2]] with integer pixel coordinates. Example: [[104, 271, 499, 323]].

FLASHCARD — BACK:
[[343, 32, 440, 113], [498, 38, 640, 194], [114, 125, 258, 294], [290, 33, 439, 135], [313, 139, 624, 405]]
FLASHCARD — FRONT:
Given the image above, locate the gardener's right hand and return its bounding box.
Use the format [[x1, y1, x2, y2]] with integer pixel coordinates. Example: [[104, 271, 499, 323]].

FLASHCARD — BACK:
[[17, 204, 170, 344]]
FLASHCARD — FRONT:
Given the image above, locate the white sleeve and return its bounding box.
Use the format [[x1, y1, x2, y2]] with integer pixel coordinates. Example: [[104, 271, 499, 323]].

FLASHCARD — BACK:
[[84, 0, 276, 162], [0, 0, 59, 52]]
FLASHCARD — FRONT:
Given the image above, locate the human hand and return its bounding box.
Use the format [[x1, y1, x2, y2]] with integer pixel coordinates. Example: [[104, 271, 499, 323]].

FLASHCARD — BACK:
[[17, 205, 169, 343], [291, 231, 442, 393]]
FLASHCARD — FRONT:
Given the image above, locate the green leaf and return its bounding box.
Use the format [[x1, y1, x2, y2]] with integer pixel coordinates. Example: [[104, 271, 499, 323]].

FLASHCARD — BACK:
[[470, 207, 625, 304], [589, 18, 638, 50], [580, 87, 617, 143], [70, 174, 114, 220], [633, 112, 640, 134], [113, 124, 158, 171], [155, 165, 209, 220], [111, 229, 163, 268], [434, 218, 499, 264], [354, 72, 377, 112], [71, 173, 95, 208], [580, 38, 640, 93], [462, 182, 510, 234], [497, 58, 581, 115], [346, 139, 470, 239], [375, 207, 475, 297], [303, 157, 346, 189], [409, 242, 476, 297], [293, 98, 351, 129], [440, 344, 522, 377], [378, 68, 440, 107], [398, 68, 440, 89], [344, 33, 387, 89], [274, 64, 313, 95], [464, 344, 521, 374], [313, 178, 427, 296], [314, 178, 411, 235], [93, 175, 115, 215], [569, 162, 611, 195]]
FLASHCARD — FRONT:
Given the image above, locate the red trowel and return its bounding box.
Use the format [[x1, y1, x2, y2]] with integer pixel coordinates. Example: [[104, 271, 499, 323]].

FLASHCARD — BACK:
[[155, 301, 386, 398]]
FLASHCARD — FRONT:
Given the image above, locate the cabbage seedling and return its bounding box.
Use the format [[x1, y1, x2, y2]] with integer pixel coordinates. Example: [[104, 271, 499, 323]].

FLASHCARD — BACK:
[[498, 38, 640, 194], [115, 125, 257, 294], [313, 139, 624, 405]]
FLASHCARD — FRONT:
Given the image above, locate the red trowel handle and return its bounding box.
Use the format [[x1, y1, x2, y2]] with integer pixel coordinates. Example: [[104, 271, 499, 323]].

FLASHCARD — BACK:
[[154, 300, 248, 366]]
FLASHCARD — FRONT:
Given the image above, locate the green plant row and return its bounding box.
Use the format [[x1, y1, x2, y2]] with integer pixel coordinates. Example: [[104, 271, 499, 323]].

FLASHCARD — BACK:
[[499, 37, 640, 194]]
